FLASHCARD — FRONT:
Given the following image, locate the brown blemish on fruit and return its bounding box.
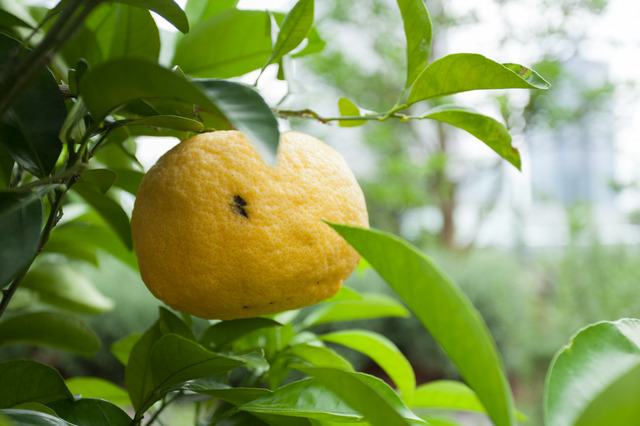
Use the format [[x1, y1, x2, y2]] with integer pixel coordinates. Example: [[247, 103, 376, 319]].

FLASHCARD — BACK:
[[230, 195, 248, 218], [242, 305, 249, 309]]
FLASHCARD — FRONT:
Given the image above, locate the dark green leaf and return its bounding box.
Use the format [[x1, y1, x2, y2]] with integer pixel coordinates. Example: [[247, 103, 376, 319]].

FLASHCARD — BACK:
[[47, 398, 131, 426], [410, 380, 486, 413], [266, 0, 314, 66], [125, 321, 162, 411], [71, 181, 133, 250], [184, 379, 272, 405], [200, 317, 281, 350], [173, 9, 272, 78], [0, 9, 32, 30], [408, 53, 550, 105], [0, 143, 13, 189], [42, 235, 99, 266], [194, 79, 280, 164], [320, 329, 415, 398], [65, 377, 131, 407], [0, 360, 72, 408], [0, 34, 65, 177], [110, 333, 142, 366], [8, 403, 57, 417], [111, 0, 189, 33], [0, 409, 72, 426], [0, 311, 101, 357], [301, 293, 410, 328], [337, 98, 367, 127], [330, 224, 516, 426], [121, 115, 204, 133], [185, 0, 238, 26], [150, 334, 246, 395], [544, 319, 640, 426], [20, 262, 114, 314], [419, 105, 520, 170], [158, 306, 196, 341], [78, 169, 118, 194], [80, 58, 218, 122], [396, 0, 432, 89], [0, 191, 42, 288]]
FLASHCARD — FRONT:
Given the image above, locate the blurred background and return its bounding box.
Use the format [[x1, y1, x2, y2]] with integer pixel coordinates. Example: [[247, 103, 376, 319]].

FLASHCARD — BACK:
[[5, 0, 640, 424]]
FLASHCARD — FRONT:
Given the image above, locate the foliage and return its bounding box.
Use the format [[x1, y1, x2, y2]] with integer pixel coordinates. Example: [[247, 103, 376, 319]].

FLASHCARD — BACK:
[[0, 0, 635, 425]]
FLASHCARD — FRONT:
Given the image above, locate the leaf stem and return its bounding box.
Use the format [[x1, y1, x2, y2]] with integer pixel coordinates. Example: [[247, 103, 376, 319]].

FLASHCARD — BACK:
[[274, 104, 410, 124], [10, 163, 86, 192]]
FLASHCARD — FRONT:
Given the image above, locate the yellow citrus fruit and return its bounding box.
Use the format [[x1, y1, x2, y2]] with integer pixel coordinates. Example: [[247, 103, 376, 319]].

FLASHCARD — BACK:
[[131, 130, 368, 320]]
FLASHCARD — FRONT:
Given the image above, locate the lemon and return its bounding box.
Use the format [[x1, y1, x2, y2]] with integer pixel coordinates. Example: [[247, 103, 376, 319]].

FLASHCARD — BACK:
[[131, 131, 368, 320]]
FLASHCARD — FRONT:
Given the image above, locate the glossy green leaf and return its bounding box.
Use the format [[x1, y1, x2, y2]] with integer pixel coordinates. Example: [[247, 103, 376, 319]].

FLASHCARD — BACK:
[[289, 343, 354, 371], [419, 105, 520, 170], [111, 169, 144, 196], [125, 321, 162, 411], [173, 9, 272, 78], [544, 319, 640, 426], [158, 306, 196, 341], [0, 191, 42, 288], [184, 0, 238, 26], [121, 115, 204, 133], [266, 0, 314, 66], [337, 97, 367, 128], [110, 333, 142, 366], [71, 181, 133, 250], [293, 368, 426, 426], [78, 169, 118, 194], [47, 398, 131, 426], [112, 0, 189, 33], [80, 58, 218, 122], [411, 380, 486, 413], [0, 311, 101, 357], [301, 293, 410, 328], [150, 334, 246, 395], [20, 262, 114, 314], [330, 224, 515, 426], [0, 409, 72, 426], [397, 0, 432, 89], [194, 79, 280, 164], [0, 360, 72, 408], [9, 403, 57, 417], [321, 329, 415, 398], [184, 379, 272, 405], [41, 237, 99, 266], [408, 53, 550, 105], [65, 377, 131, 407], [290, 24, 325, 58], [200, 317, 281, 350], [0, 34, 65, 177]]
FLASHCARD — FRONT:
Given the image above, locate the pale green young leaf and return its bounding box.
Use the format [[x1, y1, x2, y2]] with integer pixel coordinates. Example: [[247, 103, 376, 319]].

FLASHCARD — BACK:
[[111, 333, 142, 366], [408, 53, 550, 105], [396, 0, 432, 89], [185, 0, 238, 26], [411, 380, 486, 413], [112, 0, 189, 33], [289, 343, 355, 371], [337, 97, 367, 127], [66, 377, 131, 407], [329, 224, 516, 426]]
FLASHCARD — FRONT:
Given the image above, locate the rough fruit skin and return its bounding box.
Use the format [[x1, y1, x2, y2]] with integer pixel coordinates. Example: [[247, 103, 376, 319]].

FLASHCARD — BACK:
[[131, 131, 368, 320]]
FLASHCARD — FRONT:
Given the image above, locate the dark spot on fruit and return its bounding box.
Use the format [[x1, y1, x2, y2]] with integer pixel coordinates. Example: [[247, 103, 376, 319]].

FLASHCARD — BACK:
[[230, 195, 248, 218], [269, 301, 274, 304], [243, 305, 249, 309]]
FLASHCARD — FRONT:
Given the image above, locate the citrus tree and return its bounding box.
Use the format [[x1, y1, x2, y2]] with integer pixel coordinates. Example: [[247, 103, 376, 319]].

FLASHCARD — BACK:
[[1, 0, 637, 425]]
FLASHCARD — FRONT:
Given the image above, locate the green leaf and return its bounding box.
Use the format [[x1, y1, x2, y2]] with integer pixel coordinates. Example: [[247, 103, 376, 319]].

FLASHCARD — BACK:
[[410, 380, 486, 413], [320, 329, 415, 398], [184, 0, 238, 26], [110, 333, 142, 366], [0, 359, 72, 408], [289, 343, 354, 371], [0, 143, 13, 189], [0, 409, 72, 426], [329, 224, 516, 426], [194, 79, 280, 164], [0, 311, 101, 357], [78, 169, 118, 194], [419, 105, 520, 170], [408, 53, 550, 105], [200, 317, 281, 350], [396, 0, 432, 89], [0, 34, 65, 177], [183, 379, 272, 405], [266, 0, 314, 67], [301, 293, 410, 328], [544, 319, 640, 426], [0, 9, 33, 30], [0, 191, 42, 288], [173, 9, 272, 78], [125, 321, 162, 411], [289, 25, 325, 58], [41, 236, 99, 266], [71, 180, 133, 250], [158, 306, 196, 341], [322, 285, 361, 302], [112, 0, 189, 33], [9, 403, 57, 417], [111, 169, 144, 196], [337, 98, 367, 128], [65, 377, 131, 407], [20, 262, 114, 314], [120, 115, 204, 133], [149, 334, 246, 395], [80, 58, 218, 122], [47, 398, 131, 426]]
